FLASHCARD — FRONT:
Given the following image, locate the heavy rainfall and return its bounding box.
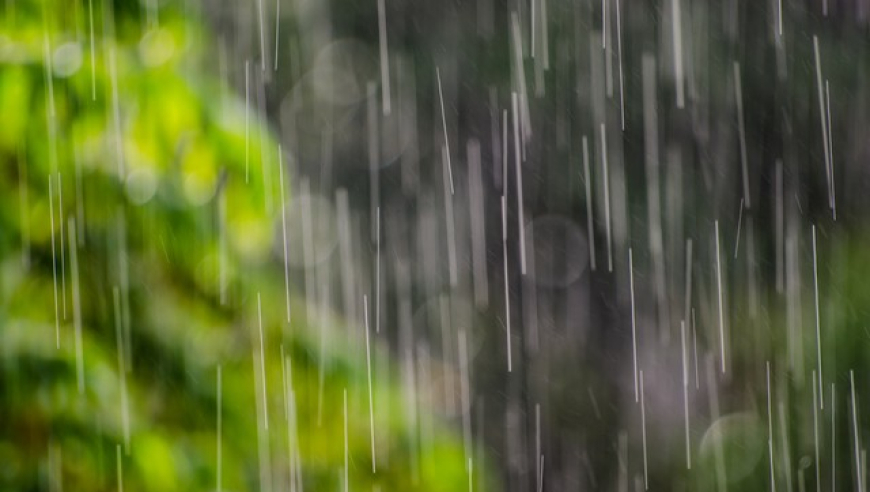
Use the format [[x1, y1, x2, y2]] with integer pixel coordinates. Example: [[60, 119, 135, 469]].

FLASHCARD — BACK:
[[1, 0, 869, 490]]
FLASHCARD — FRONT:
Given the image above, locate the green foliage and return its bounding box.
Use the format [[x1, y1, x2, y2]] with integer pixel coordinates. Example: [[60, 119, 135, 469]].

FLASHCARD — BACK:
[[0, 1, 478, 491]]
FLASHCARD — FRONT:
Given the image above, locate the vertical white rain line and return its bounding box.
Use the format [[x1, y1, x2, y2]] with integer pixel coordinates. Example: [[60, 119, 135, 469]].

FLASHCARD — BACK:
[[49, 176, 60, 348], [640, 370, 649, 490], [813, 36, 833, 213], [615, 0, 626, 130], [257, 293, 269, 430], [692, 308, 699, 389], [217, 365, 222, 492], [436, 67, 455, 195], [767, 361, 776, 492], [734, 198, 745, 258], [279, 147, 291, 322], [715, 221, 727, 373], [502, 110, 509, 196], [629, 248, 639, 402], [825, 80, 836, 220], [734, 62, 751, 209], [684, 239, 693, 327], [812, 225, 823, 407], [68, 218, 84, 394], [535, 403, 541, 488], [502, 196, 512, 372], [833, 383, 837, 492], [364, 295, 377, 473], [582, 136, 597, 270], [813, 371, 821, 492], [852, 371, 863, 492], [672, 0, 685, 108], [113, 288, 130, 453], [681, 320, 691, 469], [603, 0, 613, 98], [600, 123, 613, 272], [512, 92, 528, 275], [377, 0, 391, 114]]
